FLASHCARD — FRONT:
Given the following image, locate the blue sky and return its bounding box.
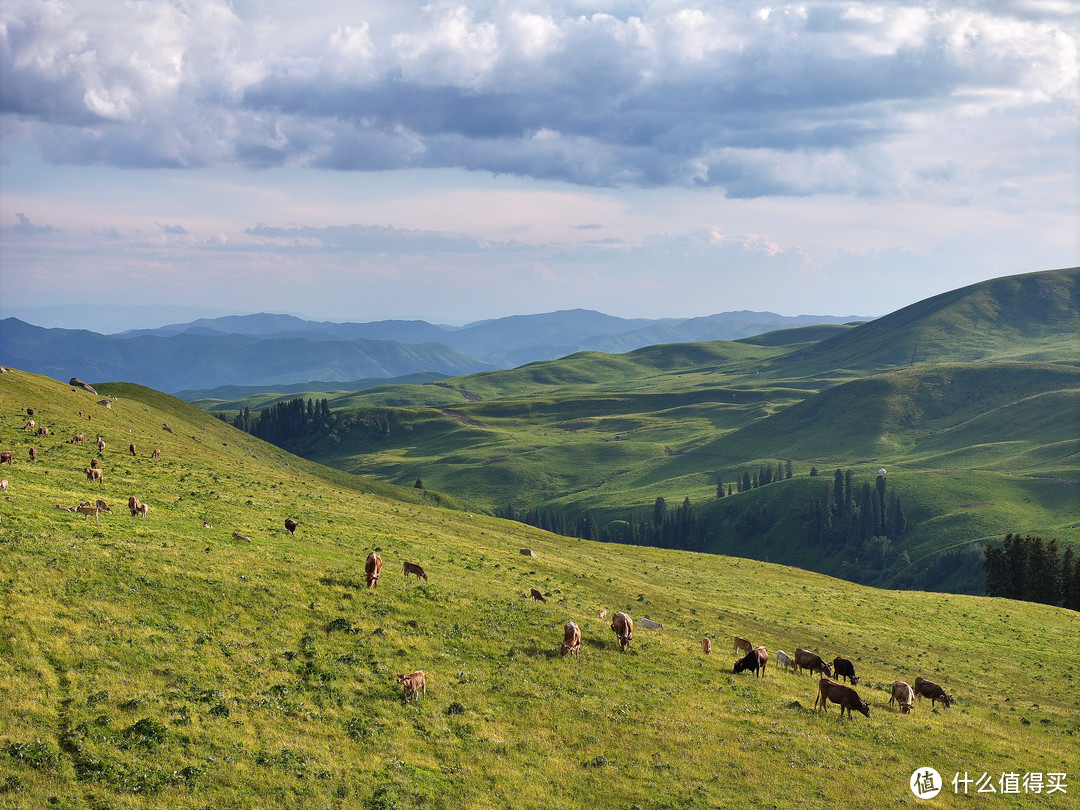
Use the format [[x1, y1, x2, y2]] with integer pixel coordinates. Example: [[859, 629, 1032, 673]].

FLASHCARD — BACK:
[[2, 0, 1077, 333]]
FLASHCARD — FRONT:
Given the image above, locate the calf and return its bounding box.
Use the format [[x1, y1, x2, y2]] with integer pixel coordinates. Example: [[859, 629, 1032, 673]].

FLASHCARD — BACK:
[[794, 648, 832, 677], [597, 609, 607, 619], [365, 552, 383, 588], [136, 503, 149, 518], [914, 677, 954, 708], [733, 636, 753, 656], [151, 448, 161, 458], [832, 656, 859, 685], [639, 617, 664, 631], [0, 452, 13, 466], [529, 587, 546, 603], [561, 621, 582, 658], [232, 531, 252, 543], [84, 467, 104, 484], [284, 517, 298, 535], [0, 480, 7, 493], [734, 646, 768, 678], [95, 499, 112, 514], [816, 678, 870, 718], [396, 670, 426, 703], [75, 504, 100, 523], [776, 650, 794, 673], [611, 612, 633, 652], [702, 638, 712, 655], [403, 561, 428, 581], [890, 681, 915, 714]]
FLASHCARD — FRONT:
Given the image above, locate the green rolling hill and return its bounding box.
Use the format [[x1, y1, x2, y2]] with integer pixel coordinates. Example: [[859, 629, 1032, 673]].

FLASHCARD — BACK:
[[0, 368, 1077, 808]]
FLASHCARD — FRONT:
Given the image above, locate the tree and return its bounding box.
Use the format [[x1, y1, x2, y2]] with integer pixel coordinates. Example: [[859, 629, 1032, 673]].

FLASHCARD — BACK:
[[414, 479, 425, 490], [653, 496, 667, 527]]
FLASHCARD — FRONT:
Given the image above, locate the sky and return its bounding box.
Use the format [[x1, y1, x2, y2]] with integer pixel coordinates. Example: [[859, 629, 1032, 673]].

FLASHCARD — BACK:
[[1, 0, 1077, 333]]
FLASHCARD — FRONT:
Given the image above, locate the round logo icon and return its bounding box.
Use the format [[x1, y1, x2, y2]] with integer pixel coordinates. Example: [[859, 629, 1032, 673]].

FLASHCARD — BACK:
[[910, 767, 943, 799]]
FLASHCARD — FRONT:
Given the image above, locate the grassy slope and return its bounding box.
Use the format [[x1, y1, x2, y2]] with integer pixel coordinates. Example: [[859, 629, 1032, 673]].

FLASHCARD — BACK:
[[1, 369, 1078, 809]]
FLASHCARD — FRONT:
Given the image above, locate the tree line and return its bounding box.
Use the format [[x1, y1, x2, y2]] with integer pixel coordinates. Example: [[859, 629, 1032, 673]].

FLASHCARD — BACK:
[[983, 533, 1080, 611]]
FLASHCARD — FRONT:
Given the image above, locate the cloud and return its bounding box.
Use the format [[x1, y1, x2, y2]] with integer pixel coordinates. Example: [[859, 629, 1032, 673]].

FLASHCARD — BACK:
[[1, 1, 1076, 197], [2, 212, 60, 235], [243, 222, 515, 253], [159, 223, 189, 235]]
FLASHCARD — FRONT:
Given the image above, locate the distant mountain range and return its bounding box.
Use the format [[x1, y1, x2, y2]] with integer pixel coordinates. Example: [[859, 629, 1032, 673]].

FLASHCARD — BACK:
[[0, 309, 864, 394]]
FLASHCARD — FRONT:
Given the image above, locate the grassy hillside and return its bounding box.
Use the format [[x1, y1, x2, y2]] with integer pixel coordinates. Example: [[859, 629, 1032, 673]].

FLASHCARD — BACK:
[[1, 369, 1077, 809]]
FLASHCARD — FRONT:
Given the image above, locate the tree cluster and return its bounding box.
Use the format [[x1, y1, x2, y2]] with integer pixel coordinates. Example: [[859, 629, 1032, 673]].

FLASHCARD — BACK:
[[716, 460, 792, 497], [804, 471, 906, 550], [983, 534, 1080, 610]]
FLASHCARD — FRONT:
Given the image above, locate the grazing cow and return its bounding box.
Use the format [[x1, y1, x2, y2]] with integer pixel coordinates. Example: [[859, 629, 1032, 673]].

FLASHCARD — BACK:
[[22, 420, 35, 431], [734, 646, 768, 678], [529, 587, 547, 603], [597, 609, 607, 619], [561, 621, 582, 657], [639, 618, 664, 631], [775, 650, 794, 673], [403, 561, 428, 581], [28, 447, 37, 462], [890, 681, 915, 714], [815, 678, 870, 718], [702, 638, 712, 655], [396, 670, 426, 703], [832, 656, 859, 685], [611, 612, 633, 652], [71, 433, 85, 444], [128, 496, 141, 516], [97, 438, 106, 453], [914, 677, 954, 708], [151, 448, 161, 458], [75, 504, 100, 523], [284, 518, 298, 535], [36, 426, 49, 436], [0, 452, 13, 466], [84, 467, 104, 484], [232, 531, 252, 543], [365, 552, 383, 589], [794, 648, 832, 677], [95, 499, 112, 514], [203, 521, 213, 529], [129, 443, 137, 456], [90, 458, 100, 469], [733, 636, 753, 656], [0, 480, 7, 493], [136, 503, 149, 518]]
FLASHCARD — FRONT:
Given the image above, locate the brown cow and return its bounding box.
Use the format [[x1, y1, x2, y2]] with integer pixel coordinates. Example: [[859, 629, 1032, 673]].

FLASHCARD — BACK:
[[28, 447, 37, 462], [232, 531, 252, 543], [128, 496, 141, 516], [71, 433, 85, 444], [36, 426, 49, 436], [95, 499, 112, 514], [136, 503, 149, 518], [75, 504, 100, 523], [596, 609, 607, 619], [22, 420, 35, 431], [396, 670, 426, 703], [795, 648, 832, 677], [284, 518, 298, 535], [529, 587, 546, 603], [832, 656, 859, 685], [816, 678, 870, 718], [403, 561, 428, 581], [702, 638, 712, 655], [734, 646, 768, 678], [365, 552, 383, 589], [611, 612, 633, 652], [890, 681, 915, 714], [151, 448, 161, 458], [0, 480, 8, 493], [84, 467, 104, 484], [97, 438, 106, 453], [129, 443, 137, 456], [733, 636, 753, 656], [561, 621, 582, 657], [0, 452, 13, 466], [914, 677, 954, 708], [90, 458, 100, 469]]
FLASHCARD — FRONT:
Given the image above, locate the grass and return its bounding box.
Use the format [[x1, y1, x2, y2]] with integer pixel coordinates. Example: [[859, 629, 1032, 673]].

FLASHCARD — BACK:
[[0, 368, 1078, 808]]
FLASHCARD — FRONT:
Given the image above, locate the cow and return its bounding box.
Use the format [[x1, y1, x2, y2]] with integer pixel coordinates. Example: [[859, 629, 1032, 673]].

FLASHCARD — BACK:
[[151, 448, 161, 458], [890, 681, 915, 714], [403, 561, 428, 581], [22, 420, 35, 431], [28, 447, 37, 462], [832, 656, 859, 685], [284, 518, 298, 535], [0, 480, 7, 493], [734, 646, 768, 678], [128, 496, 141, 516], [774, 650, 794, 673], [232, 531, 252, 543], [529, 587, 546, 603], [95, 499, 112, 514], [0, 452, 13, 466], [36, 426, 49, 436], [396, 670, 426, 703], [702, 638, 712, 655], [561, 621, 582, 657], [136, 503, 149, 518], [129, 443, 137, 456], [639, 618, 664, 631], [75, 504, 100, 523], [597, 609, 607, 619], [611, 612, 633, 652], [365, 552, 383, 589], [90, 458, 100, 469], [71, 433, 85, 444], [733, 636, 753, 656], [815, 678, 871, 718], [914, 677, 954, 708], [84, 467, 104, 484], [794, 648, 832, 677], [97, 438, 106, 453]]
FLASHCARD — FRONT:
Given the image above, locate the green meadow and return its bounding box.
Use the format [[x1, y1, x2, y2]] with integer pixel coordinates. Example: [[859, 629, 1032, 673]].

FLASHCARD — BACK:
[[1, 368, 1077, 808]]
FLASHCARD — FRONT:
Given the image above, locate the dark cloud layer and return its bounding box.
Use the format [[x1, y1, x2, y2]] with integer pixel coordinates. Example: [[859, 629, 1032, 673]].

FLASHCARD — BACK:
[[2, 1, 1076, 195]]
